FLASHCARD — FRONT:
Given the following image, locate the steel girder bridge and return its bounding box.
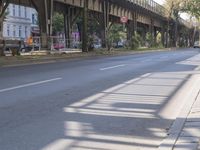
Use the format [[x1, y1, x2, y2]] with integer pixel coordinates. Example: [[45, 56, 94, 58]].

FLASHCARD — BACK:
[[0, 0, 194, 51]]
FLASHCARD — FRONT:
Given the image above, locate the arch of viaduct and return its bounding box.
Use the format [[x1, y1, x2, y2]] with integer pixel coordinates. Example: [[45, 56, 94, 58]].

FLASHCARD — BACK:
[[0, 0, 194, 51]]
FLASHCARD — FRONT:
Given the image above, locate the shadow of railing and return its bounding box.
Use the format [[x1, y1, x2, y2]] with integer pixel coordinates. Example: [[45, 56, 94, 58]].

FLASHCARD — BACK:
[[1, 51, 200, 150]]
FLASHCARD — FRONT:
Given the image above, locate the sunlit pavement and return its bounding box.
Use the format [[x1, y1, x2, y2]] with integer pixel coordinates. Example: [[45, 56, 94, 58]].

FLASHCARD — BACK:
[[159, 54, 200, 150], [0, 48, 200, 150], [173, 92, 200, 150]]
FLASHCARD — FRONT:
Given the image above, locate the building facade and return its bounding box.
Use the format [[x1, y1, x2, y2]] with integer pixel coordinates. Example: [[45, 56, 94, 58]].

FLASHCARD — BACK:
[[3, 4, 38, 40]]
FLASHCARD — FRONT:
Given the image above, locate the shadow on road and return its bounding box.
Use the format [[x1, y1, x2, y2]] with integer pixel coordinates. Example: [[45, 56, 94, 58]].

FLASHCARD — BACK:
[[1, 52, 200, 150]]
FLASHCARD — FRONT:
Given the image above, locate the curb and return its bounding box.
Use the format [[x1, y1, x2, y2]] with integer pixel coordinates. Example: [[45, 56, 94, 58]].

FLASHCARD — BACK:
[[158, 73, 200, 150], [0, 48, 183, 68]]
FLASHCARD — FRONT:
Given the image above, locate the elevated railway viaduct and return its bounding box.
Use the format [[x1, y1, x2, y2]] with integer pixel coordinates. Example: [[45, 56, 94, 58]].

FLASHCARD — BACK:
[[0, 0, 193, 51]]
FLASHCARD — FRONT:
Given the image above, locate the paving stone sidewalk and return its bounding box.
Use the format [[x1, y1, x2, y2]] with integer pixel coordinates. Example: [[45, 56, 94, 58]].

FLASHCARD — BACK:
[[173, 91, 200, 150]]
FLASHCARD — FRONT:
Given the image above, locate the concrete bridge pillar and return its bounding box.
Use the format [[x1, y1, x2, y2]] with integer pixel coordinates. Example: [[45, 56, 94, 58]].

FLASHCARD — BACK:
[[142, 26, 147, 45], [161, 26, 166, 47], [101, 0, 110, 48], [127, 12, 137, 42], [31, 0, 53, 49], [82, 0, 89, 52], [64, 8, 72, 48], [172, 22, 178, 47], [64, 7, 81, 48], [149, 19, 154, 46], [154, 27, 157, 45], [169, 27, 174, 47], [127, 21, 133, 42]]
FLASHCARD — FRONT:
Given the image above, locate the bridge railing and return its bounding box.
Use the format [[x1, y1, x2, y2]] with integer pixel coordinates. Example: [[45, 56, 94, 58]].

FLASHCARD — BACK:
[[127, 0, 192, 28], [127, 0, 166, 16]]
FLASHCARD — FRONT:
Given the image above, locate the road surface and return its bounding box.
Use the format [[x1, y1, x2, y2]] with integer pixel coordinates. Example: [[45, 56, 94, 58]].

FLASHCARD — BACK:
[[0, 48, 200, 150]]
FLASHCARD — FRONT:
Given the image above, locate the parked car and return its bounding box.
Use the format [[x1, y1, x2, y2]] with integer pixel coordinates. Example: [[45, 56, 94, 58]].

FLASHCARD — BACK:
[[4, 48, 12, 56], [53, 43, 65, 50], [94, 43, 102, 49], [194, 41, 200, 48], [20, 44, 40, 52]]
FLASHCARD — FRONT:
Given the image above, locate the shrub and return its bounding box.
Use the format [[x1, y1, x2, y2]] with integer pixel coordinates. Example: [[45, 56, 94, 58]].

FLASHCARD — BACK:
[[129, 32, 142, 50]]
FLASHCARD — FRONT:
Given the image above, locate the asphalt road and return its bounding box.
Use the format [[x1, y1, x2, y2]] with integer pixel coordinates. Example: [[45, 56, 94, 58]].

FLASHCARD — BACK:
[[0, 48, 200, 150]]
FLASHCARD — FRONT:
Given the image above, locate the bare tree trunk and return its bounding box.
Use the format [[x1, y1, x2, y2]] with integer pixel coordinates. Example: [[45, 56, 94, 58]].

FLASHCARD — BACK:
[[0, 1, 9, 56]]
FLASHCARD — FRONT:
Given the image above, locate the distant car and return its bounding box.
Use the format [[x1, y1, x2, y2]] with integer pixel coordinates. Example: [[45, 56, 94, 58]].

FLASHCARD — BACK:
[[115, 41, 124, 48], [4, 48, 12, 56], [53, 43, 65, 50], [20, 45, 39, 52], [94, 43, 102, 49], [194, 41, 200, 48]]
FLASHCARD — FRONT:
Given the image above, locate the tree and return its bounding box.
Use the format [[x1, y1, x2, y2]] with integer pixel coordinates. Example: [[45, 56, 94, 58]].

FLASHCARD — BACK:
[[106, 24, 126, 50], [164, 0, 183, 47], [184, 0, 200, 19], [183, 0, 200, 44], [0, 1, 9, 56], [52, 12, 64, 35], [0, 1, 9, 38]]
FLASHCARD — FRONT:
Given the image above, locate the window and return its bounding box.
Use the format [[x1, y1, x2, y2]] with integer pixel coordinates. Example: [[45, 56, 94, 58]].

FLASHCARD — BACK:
[[13, 25, 16, 37], [18, 5, 21, 17], [32, 14, 35, 24], [7, 6, 10, 14], [25, 26, 28, 38], [24, 7, 27, 18], [19, 26, 22, 37], [6, 25, 9, 36], [13, 5, 16, 16]]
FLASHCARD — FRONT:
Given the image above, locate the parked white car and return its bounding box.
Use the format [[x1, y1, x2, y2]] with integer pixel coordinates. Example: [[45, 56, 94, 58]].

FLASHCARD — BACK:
[[194, 41, 200, 48]]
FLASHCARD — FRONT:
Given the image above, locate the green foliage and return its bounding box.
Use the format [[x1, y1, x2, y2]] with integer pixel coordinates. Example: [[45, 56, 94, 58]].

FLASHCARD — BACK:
[[164, 0, 182, 18], [146, 32, 154, 47], [129, 32, 142, 50], [52, 12, 64, 34], [106, 24, 126, 50], [164, 0, 200, 20], [155, 33, 164, 48], [109, 24, 124, 44], [106, 31, 114, 51], [184, 0, 200, 19]]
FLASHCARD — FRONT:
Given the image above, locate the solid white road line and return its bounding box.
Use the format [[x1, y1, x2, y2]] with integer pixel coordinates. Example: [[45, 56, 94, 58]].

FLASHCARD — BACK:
[[0, 78, 62, 93], [100, 64, 126, 71], [141, 73, 151, 78]]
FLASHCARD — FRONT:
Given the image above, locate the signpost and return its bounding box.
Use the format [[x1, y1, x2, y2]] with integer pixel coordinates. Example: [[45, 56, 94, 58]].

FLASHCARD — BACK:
[[120, 16, 128, 31]]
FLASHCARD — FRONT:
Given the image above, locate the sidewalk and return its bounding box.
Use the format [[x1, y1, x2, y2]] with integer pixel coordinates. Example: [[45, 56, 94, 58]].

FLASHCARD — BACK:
[[159, 54, 200, 150], [173, 91, 200, 150]]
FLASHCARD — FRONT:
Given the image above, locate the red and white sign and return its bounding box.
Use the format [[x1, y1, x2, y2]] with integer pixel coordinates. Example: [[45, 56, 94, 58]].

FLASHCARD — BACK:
[[120, 16, 128, 23]]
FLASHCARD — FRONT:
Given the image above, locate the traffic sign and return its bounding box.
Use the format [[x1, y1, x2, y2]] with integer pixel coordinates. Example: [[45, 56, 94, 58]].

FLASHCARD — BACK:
[[120, 16, 128, 23]]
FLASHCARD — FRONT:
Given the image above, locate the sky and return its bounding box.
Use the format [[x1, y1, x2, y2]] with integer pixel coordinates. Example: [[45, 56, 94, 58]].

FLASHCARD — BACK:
[[154, 0, 165, 5]]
